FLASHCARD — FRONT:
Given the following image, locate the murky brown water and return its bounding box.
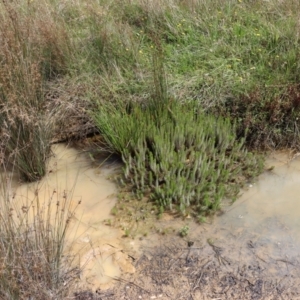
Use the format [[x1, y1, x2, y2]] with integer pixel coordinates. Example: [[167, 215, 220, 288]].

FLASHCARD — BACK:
[[3, 144, 134, 291], [135, 151, 300, 279], [214, 151, 300, 257], [4, 146, 300, 295], [115, 151, 300, 299]]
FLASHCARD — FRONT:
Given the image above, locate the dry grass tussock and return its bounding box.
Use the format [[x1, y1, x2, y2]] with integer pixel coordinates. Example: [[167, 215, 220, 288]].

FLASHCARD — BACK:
[[0, 0, 71, 181], [0, 3, 82, 296], [0, 171, 81, 299]]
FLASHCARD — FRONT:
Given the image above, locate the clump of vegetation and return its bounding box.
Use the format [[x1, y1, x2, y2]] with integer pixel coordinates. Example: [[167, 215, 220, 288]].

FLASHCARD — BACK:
[[0, 0, 70, 181], [179, 225, 189, 237], [2, 115, 52, 182], [93, 47, 263, 216], [94, 97, 263, 216], [73, 0, 300, 149], [0, 175, 80, 299]]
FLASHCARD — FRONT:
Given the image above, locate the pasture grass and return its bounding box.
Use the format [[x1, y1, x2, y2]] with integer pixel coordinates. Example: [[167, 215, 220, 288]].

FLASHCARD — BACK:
[[67, 0, 300, 147]]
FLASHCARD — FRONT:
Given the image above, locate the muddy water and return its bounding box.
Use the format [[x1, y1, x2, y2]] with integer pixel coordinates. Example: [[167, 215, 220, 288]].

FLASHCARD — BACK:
[[4, 144, 135, 290], [4, 146, 300, 293], [214, 151, 300, 257], [136, 151, 300, 279]]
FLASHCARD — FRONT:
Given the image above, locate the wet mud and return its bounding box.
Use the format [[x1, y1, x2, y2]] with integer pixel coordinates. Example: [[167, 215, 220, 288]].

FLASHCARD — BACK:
[[5, 144, 134, 291], [105, 151, 300, 299], [5, 146, 300, 299]]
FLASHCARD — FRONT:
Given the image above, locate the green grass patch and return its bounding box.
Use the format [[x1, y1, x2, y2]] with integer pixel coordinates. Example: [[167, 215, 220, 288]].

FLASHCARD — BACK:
[[62, 0, 300, 148], [93, 45, 263, 217], [93, 97, 263, 216]]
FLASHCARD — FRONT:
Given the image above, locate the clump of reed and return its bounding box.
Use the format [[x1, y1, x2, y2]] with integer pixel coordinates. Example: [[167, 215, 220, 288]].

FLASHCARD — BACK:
[[0, 0, 70, 181], [94, 98, 263, 216], [94, 47, 263, 216], [0, 173, 81, 299], [2, 115, 52, 182]]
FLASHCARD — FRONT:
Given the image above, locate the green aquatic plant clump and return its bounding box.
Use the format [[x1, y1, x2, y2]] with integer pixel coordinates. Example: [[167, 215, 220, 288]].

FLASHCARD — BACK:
[[94, 100, 263, 216]]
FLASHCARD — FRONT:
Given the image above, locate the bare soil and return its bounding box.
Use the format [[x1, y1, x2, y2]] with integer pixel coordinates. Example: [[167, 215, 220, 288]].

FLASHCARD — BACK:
[[75, 235, 300, 300]]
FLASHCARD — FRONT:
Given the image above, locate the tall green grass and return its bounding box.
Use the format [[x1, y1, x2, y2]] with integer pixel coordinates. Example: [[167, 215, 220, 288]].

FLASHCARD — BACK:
[[94, 98, 263, 216], [93, 53, 264, 216], [65, 0, 300, 148]]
